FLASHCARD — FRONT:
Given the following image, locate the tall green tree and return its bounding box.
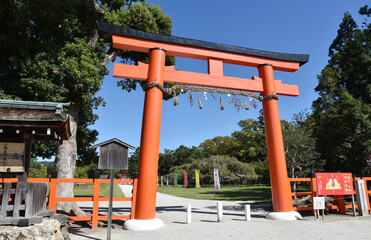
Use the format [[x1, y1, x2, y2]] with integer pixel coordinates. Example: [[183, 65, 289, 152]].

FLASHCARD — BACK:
[[158, 145, 208, 176], [0, 0, 173, 214], [231, 116, 267, 164], [312, 6, 371, 175], [199, 136, 240, 157]]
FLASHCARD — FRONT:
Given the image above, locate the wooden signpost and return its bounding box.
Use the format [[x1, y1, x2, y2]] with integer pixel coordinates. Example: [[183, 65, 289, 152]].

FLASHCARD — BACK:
[[93, 138, 134, 240]]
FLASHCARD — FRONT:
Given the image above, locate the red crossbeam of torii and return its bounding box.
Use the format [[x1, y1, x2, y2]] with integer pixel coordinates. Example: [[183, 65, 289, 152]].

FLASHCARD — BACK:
[[97, 21, 309, 228]]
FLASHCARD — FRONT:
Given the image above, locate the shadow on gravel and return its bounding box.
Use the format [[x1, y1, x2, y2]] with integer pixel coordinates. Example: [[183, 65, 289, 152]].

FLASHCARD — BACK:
[[156, 205, 186, 213]]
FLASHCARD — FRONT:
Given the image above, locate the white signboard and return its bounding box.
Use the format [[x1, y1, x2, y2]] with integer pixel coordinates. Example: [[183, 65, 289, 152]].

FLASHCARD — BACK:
[[354, 179, 369, 216], [214, 169, 221, 190], [313, 197, 325, 210]]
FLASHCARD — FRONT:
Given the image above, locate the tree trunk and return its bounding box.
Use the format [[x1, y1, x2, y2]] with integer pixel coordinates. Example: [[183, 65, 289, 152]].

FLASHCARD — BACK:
[[54, 105, 86, 216]]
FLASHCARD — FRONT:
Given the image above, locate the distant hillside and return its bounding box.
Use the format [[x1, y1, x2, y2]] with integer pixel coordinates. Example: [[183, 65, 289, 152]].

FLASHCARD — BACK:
[[37, 161, 54, 167]]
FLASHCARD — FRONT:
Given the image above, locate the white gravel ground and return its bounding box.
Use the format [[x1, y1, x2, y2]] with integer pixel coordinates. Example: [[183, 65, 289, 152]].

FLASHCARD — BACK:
[[69, 184, 371, 240]]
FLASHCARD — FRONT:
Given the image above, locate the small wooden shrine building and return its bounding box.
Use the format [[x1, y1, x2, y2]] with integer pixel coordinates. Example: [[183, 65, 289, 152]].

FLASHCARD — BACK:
[[0, 100, 71, 226], [0, 100, 71, 178]]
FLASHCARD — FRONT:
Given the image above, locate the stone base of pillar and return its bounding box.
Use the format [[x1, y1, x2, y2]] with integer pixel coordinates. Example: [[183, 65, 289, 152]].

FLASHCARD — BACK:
[[266, 211, 302, 220], [123, 218, 164, 231]]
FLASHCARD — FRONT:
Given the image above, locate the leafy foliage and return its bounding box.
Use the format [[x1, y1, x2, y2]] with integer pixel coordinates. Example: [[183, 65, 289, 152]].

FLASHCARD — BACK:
[[29, 159, 48, 178], [0, 0, 174, 164], [312, 6, 371, 175], [282, 111, 323, 178]]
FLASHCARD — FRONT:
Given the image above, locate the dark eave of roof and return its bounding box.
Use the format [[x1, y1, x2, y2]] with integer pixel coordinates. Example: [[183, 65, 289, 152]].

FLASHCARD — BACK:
[[97, 21, 309, 66], [0, 100, 71, 141], [93, 138, 135, 150]]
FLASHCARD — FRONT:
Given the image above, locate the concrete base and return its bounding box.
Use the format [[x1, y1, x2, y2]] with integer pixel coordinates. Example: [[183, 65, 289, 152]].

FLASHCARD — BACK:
[[123, 218, 164, 231], [266, 211, 302, 220]]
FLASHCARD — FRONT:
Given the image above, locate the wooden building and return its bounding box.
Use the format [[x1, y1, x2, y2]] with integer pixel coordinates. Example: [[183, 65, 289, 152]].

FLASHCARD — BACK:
[[0, 100, 71, 177], [0, 100, 71, 226]]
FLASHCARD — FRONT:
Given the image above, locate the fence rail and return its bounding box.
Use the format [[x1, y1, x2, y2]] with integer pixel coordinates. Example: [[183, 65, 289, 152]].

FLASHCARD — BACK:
[[0, 177, 137, 229], [289, 177, 371, 214]]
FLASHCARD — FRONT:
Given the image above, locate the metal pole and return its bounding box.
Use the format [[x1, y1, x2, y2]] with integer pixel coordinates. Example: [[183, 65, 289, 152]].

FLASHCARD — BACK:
[[107, 169, 114, 240]]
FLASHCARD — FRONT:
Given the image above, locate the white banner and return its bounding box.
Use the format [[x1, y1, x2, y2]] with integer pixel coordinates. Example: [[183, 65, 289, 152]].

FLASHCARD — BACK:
[[214, 169, 221, 190]]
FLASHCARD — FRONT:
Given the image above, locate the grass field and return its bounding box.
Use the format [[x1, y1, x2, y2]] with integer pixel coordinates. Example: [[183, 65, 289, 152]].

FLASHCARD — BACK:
[[157, 185, 272, 202], [73, 183, 125, 197]]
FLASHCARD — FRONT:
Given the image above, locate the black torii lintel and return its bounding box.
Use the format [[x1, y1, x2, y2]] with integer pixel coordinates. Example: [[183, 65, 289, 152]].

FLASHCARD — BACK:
[[96, 21, 309, 66]]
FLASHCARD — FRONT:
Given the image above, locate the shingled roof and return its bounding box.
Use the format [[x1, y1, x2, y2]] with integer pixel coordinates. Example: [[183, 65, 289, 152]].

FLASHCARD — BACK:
[[0, 100, 71, 142]]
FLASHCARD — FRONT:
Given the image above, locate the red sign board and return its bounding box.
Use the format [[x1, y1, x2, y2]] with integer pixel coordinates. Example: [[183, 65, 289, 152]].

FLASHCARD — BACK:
[[316, 173, 353, 196], [184, 172, 188, 188]]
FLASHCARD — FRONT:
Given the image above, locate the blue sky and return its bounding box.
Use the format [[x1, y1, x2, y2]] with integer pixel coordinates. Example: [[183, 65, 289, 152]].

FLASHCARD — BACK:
[[92, 0, 368, 153]]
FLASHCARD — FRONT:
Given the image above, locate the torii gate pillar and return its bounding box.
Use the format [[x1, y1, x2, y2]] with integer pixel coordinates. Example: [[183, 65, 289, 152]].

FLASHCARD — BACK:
[[124, 48, 166, 231], [259, 64, 301, 220]]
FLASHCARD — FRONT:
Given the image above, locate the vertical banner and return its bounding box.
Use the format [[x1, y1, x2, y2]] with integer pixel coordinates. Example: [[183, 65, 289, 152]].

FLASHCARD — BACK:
[[184, 172, 188, 188], [214, 169, 221, 190], [174, 173, 178, 186], [195, 170, 201, 188], [160, 176, 163, 187], [166, 174, 169, 186]]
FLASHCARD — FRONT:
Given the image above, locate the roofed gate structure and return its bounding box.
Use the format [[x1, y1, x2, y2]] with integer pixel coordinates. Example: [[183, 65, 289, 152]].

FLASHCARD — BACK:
[[97, 21, 309, 230], [0, 100, 70, 226]]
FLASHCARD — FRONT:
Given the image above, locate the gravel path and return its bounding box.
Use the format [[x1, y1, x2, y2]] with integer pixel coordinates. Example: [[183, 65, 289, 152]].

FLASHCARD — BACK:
[[69, 184, 371, 240]]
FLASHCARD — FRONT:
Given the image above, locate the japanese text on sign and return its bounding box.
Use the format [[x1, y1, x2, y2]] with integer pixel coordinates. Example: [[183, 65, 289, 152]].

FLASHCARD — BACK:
[[316, 172, 353, 196]]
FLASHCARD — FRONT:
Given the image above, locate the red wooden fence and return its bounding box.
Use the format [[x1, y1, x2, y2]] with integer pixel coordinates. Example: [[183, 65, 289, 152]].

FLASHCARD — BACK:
[[0, 177, 137, 229], [289, 177, 371, 214]]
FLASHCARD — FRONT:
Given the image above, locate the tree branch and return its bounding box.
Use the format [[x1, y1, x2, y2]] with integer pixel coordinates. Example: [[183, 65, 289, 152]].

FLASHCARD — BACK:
[[84, 0, 105, 20], [88, 28, 100, 48], [85, 0, 105, 48], [101, 50, 121, 66]]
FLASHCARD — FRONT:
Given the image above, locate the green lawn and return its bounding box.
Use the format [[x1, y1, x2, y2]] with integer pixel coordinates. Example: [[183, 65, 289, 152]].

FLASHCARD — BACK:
[[157, 185, 272, 202], [73, 183, 125, 197]]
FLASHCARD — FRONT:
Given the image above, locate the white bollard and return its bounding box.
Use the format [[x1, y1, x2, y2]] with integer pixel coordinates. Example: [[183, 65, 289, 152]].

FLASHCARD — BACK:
[[217, 201, 223, 222], [245, 204, 251, 221], [187, 204, 192, 224]]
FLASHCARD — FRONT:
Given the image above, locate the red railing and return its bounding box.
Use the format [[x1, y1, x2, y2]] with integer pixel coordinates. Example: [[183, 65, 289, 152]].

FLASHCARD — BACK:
[[289, 177, 371, 214], [0, 177, 137, 229]]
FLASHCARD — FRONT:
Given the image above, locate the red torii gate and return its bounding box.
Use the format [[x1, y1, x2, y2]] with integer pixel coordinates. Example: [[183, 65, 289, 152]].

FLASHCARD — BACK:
[[98, 22, 309, 230]]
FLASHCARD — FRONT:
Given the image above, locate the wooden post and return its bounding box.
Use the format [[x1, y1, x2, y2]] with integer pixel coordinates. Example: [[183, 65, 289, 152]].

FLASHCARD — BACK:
[[186, 204, 192, 224], [259, 64, 293, 213], [92, 178, 100, 229], [48, 172, 58, 213], [217, 201, 223, 222], [134, 48, 166, 220], [245, 204, 251, 221], [130, 178, 138, 219], [310, 177, 317, 216], [107, 169, 114, 240]]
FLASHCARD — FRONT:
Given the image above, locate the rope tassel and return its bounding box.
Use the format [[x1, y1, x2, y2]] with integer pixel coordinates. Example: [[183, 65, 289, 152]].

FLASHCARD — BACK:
[[197, 92, 203, 109], [173, 90, 179, 106], [243, 97, 249, 110], [219, 95, 225, 110]]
